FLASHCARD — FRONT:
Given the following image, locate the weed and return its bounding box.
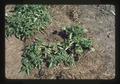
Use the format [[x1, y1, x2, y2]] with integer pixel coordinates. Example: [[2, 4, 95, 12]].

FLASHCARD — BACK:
[[21, 38, 74, 75], [61, 25, 92, 55], [21, 25, 93, 75], [5, 5, 52, 40], [21, 38, 44, 75], [80, 38, 92, 49]]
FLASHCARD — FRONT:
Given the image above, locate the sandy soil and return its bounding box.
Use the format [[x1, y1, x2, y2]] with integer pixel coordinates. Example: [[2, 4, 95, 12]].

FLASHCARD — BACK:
[[5, 5, 115, 79]]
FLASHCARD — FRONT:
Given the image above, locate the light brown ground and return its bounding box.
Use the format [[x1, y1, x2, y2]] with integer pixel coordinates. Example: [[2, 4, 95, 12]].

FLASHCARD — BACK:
[[5, 5, 115, 79]]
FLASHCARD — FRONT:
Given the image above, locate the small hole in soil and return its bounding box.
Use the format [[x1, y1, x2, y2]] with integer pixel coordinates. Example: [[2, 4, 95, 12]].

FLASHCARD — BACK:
[[56, 71, 65, 79], [58, 30, 69, 40], [69, 11, 74, 20], [56, 75, 65, 79], [52, 30, 58, 34], [74, 55, 79, 61], [38, 68, 46, 79]]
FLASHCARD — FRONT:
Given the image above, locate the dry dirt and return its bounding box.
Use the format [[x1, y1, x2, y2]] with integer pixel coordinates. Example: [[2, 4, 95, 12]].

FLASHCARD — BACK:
[[5, 5, 115, 79]]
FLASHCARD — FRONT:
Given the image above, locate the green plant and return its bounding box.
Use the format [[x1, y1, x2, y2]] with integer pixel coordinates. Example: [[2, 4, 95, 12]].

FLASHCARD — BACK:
[[21, 25, 93, 75], [21, 38, 74, 75], [80, 38, 92, 49], [5, 5, 52, 40], [21, 38, 44, 75], [48, 45, 75, 68], [61, 25, 92, 55]]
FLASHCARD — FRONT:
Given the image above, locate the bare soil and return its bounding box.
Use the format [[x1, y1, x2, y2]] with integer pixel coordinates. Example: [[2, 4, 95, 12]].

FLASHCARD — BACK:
[[5, 5, 115, 79]]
